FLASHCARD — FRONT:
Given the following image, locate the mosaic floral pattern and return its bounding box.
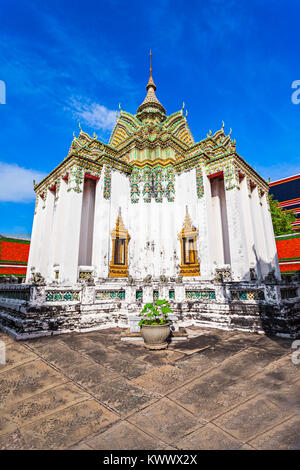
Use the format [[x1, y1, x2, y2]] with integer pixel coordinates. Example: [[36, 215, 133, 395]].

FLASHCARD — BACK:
[[196, 166, 204, 198], [46, 291, 80, 302], [68, 166, 84, 193], [186, 290, 216, 300], [95, 290, 125, 300], [103, 164, 112, 200], [130, 164, 176, 203], [231, 290, 265, 301], [169, 290, 175, 300], [136, 289, 143, 301]]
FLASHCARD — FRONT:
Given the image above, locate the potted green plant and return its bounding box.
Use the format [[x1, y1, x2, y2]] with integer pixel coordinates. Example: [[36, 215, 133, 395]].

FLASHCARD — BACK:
[[138, 299, 173, 350]]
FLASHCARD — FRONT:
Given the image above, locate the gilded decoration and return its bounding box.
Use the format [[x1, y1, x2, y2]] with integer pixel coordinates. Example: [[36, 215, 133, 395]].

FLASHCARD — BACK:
[[109, 210, 131, 278], [178, 208, 200, 277]]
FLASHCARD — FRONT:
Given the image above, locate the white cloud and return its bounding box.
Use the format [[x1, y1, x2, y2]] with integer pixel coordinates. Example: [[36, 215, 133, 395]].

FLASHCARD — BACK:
[[70, 98, 116, 131], [0, 162, 46, 203]]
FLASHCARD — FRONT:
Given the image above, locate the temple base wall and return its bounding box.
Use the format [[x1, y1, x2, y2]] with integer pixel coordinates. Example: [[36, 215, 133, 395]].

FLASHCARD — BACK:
[[0, 280, 299, 340]]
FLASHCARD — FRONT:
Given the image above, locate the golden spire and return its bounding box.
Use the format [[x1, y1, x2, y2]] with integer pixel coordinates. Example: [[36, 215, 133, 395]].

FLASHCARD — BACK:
[[146, 49, 156, 91]]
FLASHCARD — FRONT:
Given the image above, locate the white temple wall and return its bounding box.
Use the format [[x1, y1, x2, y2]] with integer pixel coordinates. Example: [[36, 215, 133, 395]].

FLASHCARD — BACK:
[[209, 178, 230, 267], [224, 184, 250, 281], [240, 177, 256, 269], [261, 193, 281, 279], [78, 178, 96, 267], [91, 168, 110, 278], [197, 168, 213, 278], [59, 174, 84, 283], [250, 186, 269, 279], [51, 178, 68, 278]]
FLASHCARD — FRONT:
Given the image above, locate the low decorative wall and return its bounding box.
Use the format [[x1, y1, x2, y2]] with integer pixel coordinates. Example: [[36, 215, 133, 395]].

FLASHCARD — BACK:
[[0, 279, 299, 340]]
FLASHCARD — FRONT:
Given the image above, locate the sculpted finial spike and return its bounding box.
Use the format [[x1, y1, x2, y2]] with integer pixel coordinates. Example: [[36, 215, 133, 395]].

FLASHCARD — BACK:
[[229, 128, 232, 136], [150, 49, 152, 76], [73, 131, 76, 138], [78, 122, 82, 131], [207, 129, 212, 137], [185, 110, 188, 118], [119, 103, 122, 111], [222, 120, 225, 129]]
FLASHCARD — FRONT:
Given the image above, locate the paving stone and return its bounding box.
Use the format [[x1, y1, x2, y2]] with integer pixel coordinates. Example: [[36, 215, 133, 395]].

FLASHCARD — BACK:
[[170, 333, 221, 354], [64, 361, 119, 391], [86, 421, 164, 450], [67, 442, 93, 450], [175, 345, 240, 376], [250, 355, 300, 392], [248, 416, 300, 450], [128, 397, 202, 444], [139, 349, 185, 366], [264, 380, 300, 414], [214, 395, 291, 441], [176, 422, 244, 450], [251, 335, 291, 355], [34, 342, 87, 370], [106, 356, 153, 379], [0, 429, 29, 450], [0, 342, 37, 372], [168, 369, 249, 420], [0, 400, 118, 450], [216, 346, 281, 379], [1, 383, 89, 430], [0, 332, 14, 344], [131, 364, 194, 395], [24, 335, 63, 350], [58, 334, 98, 353], [0, 360, 67, 410], [92, 378, 160, 417]]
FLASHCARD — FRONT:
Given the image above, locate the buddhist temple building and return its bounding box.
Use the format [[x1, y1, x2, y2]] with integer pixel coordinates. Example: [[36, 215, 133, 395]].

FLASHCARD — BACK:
[[0, 55, 299, 340]]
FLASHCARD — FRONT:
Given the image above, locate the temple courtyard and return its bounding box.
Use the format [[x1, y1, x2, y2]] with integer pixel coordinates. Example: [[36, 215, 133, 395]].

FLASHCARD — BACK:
[[0, 327, 299, 450]]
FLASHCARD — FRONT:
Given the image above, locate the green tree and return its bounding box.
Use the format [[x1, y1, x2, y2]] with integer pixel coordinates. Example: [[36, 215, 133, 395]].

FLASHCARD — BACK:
[[269, 194, 296, 235]]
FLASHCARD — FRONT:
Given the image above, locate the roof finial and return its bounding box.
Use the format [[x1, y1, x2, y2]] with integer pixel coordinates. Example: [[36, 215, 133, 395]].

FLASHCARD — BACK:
[[146, 49, 156, 91]]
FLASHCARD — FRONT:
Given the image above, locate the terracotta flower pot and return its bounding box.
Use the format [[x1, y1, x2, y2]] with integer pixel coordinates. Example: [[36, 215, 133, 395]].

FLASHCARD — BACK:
[[140, 323, 170, 350]]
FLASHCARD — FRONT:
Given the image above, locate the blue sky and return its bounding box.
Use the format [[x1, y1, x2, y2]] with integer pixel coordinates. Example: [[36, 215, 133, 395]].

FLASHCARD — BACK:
[[1, 0, 300, 236]]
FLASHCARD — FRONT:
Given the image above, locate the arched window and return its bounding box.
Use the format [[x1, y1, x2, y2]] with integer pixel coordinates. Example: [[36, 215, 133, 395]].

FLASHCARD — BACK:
[[178, 207, 200, 276], [109, 210, 130, 277]]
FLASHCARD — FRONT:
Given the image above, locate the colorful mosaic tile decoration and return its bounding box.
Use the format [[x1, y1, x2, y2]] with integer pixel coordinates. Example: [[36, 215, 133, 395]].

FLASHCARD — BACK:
[[186, 290, 216, 300], [230, 290, 265, 301], [196, 166, 204, 198], [46, 291, 80, 302], [136, 289, 143, 301], [103, 164, 112, 200], [95, 290, 125, 300], [169, 290, 175, 299]]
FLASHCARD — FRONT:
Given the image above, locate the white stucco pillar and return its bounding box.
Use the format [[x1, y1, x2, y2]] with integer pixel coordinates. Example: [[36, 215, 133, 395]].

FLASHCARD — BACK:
[[47, 178, 68, 281], [39, 189, 55, 279], [60, 166, 84, 284], [92, 167, 111, 279], [239, 177, 256, 268], [261, 193, 281, 279], [224, 186, 250, 281], [198, 168, 213, 277], [250, 186, 270, 279], [26, 195, 42, 281], [78, 178, 96, 267]]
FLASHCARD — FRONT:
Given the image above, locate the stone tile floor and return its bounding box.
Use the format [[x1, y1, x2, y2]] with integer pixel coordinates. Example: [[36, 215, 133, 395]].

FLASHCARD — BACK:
[[0, 326, 299, 450]]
